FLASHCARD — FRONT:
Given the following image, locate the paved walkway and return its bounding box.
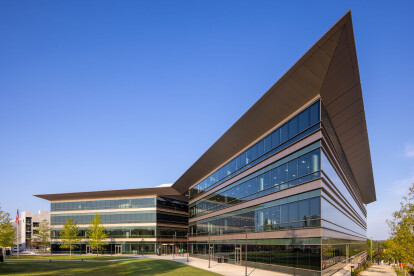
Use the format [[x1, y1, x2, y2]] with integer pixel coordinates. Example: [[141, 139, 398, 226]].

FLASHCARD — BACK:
[[332, 264, 397, 276], [359, 264, 397, 276], [332, 264, 353, 276], [142, 255, 289, 276]]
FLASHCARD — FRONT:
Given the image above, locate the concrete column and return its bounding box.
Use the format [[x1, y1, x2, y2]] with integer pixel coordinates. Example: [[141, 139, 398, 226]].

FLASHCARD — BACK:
[[346, 244, 349, 263]]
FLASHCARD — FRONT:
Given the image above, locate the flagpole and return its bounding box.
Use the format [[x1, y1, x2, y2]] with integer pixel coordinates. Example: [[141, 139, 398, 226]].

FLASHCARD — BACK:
[[16, 210, 19, 259], [17, 220, 19, 258]]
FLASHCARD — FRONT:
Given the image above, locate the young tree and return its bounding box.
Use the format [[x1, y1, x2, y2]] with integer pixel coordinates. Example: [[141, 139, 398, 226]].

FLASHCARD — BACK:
[[0, 207, 16, 248], [33, 219, 51, 253], [59, 218, 80, 258], [386, 183, 414, 275], [87, 214, 108, 257]]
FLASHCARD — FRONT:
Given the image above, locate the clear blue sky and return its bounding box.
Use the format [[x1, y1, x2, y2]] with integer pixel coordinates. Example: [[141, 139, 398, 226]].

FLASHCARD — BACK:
[[1, 1, 413, 240]]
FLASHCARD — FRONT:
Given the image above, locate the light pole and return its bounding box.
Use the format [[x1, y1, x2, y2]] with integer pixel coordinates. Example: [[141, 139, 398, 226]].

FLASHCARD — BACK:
[[378, 241, 380, 265], [186, 233, 189, 263], [173, 234, 175, 259], [241, 226, 248, 276], [208, 231, 211, 268], [370, 237, 373, 263]]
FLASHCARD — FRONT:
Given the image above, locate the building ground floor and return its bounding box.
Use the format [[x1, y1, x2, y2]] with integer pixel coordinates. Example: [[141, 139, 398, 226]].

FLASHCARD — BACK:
[[50, 236, 366, 276], [188, 237, 366, 276], [51, 240, 188, 256]]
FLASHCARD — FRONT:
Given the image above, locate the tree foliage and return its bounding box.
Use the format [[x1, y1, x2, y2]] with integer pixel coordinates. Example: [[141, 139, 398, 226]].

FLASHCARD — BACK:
[[386, 183, 414, 269], [34, 219, 51, 252], [59, 218, 80, 258], [0, 207, 16, 247], [87, 213, 107, 257]]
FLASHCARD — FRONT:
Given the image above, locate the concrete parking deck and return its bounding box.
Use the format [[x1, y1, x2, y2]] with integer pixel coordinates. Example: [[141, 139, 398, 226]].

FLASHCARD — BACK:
[[143, 255, 290, 276]]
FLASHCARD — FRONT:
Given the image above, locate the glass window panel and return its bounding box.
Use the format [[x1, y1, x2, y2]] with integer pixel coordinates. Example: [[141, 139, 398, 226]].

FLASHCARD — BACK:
[[310, 150, 320, 172], [271, 129, 280, 148], [288, 116, 298, 139], [248, 178, 257, 195], [288, 202, 299, 222], [274, 205, 280, 224], [262, 171, 272, 190], [246, 148, 253, 163], [250, 144, 258, 161], [280, 124, 289, 143], [309, 101, 320, 126], [298, 200, 309, 222], [257, 140, 264, 157], [264, 135, 272, 153], [229, 160, 236, 174], [281, 204, 289, 223], [278, 163, 288, 184], [298, 108, 310, 132], [288, 159, 298, 180], [309, 197, 321, 218], [298, 153, 311, 177], [237, 152, 246, 169], [271, 168, 279, 186]]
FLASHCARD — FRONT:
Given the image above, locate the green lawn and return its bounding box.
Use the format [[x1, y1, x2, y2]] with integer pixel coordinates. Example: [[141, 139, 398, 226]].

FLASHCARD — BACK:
[[0, 258, 221, 275], [6, 255, 135, 261]]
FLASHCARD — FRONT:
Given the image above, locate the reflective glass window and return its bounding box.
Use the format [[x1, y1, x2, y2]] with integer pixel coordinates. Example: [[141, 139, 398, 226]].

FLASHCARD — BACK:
[[288, 117, 298, 139], [298, 108, 310, 132], [280, 124, 289, 143]]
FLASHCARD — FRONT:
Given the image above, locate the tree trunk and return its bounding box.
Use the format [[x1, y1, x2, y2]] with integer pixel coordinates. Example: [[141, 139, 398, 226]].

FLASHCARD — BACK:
[[70, 244, 72, 259]]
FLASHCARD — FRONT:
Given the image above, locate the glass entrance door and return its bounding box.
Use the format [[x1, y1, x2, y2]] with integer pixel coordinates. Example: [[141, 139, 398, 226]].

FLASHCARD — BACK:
[[115, 245, 122, 255], [235, 246, 242, 264], [209, 245, 214, 260]]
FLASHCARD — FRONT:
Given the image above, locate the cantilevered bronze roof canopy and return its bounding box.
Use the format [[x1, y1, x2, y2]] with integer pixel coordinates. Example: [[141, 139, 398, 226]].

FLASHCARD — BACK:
[[172, 11, 376, 204], [35, 186, 185, 202]]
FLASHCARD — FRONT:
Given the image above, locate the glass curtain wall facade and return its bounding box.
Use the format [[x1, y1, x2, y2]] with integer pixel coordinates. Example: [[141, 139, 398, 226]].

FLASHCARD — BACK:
[[35, 13, 373, 276], [50, 196, 188, 254], [188, 100, 368, 276]]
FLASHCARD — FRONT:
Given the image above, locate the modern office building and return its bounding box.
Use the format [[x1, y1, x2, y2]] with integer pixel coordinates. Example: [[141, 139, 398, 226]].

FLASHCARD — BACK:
[[35, 185, 188, 254], [35, 11, 374, 276], [171, 11, 375, 276], [15, 210, 50, 250]]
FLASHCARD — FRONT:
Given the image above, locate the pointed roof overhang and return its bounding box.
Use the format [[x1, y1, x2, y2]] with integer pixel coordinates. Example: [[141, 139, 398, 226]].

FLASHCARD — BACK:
[[172, 11, 376, 204], [34, 186, 185, 202]]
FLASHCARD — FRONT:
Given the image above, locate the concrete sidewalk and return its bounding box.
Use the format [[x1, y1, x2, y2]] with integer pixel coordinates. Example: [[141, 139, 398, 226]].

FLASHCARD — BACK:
[[142, 255, 290, 276], [359, 264, 397, 276], [333, 264, 397, 276], [332, 264, 353, 276]]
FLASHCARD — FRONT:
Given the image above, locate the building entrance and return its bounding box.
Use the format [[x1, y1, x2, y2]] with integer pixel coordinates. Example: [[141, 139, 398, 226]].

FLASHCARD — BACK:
[[115, 245, 122, 255], [209, 244, 214, 260], [160, 244, 173, 255], [234, 246, 242, 264]]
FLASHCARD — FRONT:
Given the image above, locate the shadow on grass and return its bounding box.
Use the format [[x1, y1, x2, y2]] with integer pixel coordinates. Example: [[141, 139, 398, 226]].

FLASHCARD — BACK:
[[0, 258, 219, 275], [6, 255, 135, 261]]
